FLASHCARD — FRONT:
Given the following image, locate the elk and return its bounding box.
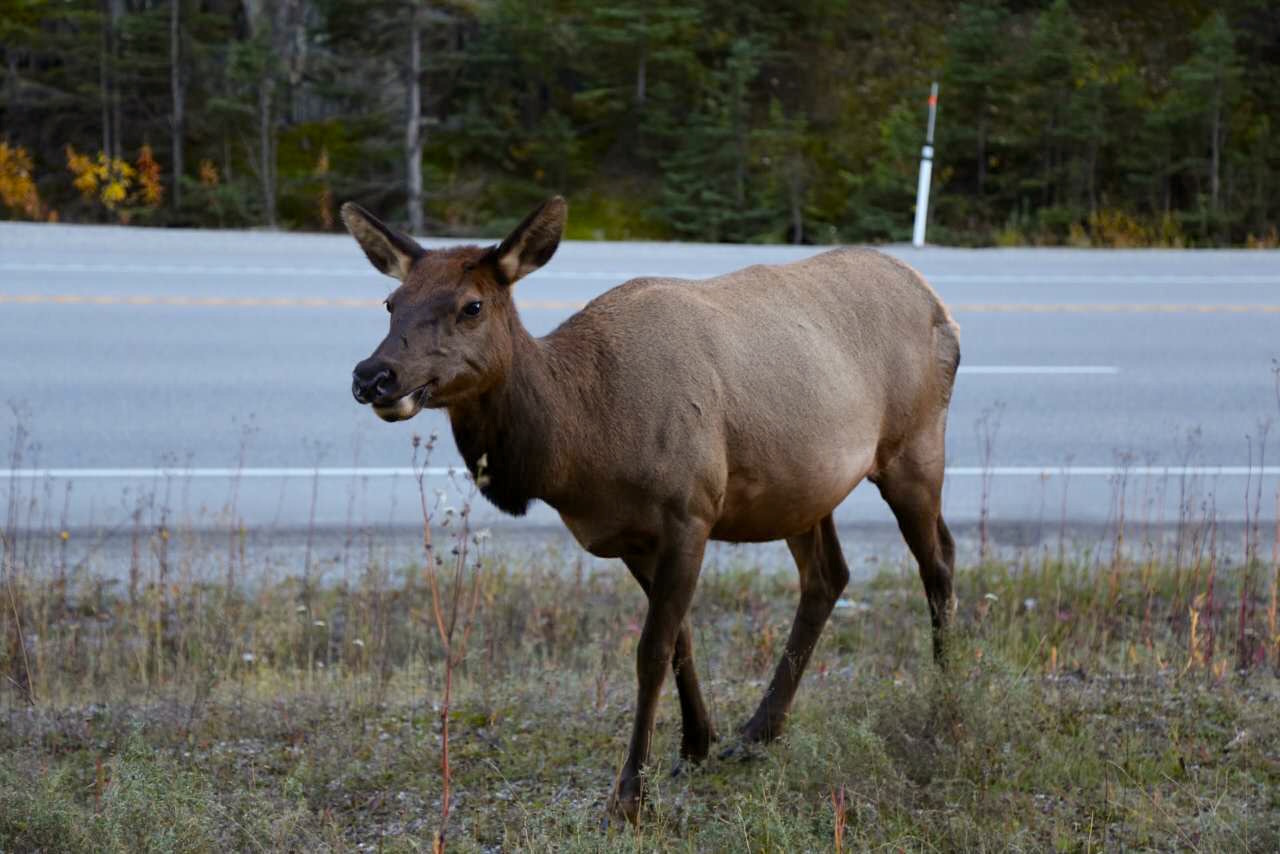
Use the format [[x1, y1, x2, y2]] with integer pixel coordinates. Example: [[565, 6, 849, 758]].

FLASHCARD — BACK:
[[342, 197, 960, 822]]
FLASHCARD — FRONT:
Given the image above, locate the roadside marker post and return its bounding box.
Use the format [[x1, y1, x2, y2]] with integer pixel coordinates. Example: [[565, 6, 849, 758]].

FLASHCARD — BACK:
[[911, 82, 939, 248]]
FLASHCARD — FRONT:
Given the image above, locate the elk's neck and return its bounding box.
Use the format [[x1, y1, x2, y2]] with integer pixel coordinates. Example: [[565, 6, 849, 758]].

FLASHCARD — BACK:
[[446, 321, 584, 517]]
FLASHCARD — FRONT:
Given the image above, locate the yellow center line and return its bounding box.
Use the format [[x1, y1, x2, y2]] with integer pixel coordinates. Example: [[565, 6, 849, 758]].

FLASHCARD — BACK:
[[1, 294, 1278, 313]]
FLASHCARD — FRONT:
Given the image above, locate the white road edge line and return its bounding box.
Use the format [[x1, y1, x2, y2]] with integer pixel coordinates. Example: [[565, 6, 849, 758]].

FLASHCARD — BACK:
[[957, 366, 1118, 375], [2, 466, 1278, 479]]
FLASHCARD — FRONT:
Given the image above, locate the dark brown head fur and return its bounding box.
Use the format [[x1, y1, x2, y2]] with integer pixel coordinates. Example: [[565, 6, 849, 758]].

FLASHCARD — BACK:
[[345, 198, 566, 423], [344, 198, 568, 513]]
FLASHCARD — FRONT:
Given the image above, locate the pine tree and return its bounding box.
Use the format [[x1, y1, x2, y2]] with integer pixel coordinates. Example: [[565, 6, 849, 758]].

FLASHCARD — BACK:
[[1016, 0, 1103, 235], [942, 2, 1012, 223], [657, 38, 772, 242], [1167, 11, 1242, 237], [754, 98, 813, 243]]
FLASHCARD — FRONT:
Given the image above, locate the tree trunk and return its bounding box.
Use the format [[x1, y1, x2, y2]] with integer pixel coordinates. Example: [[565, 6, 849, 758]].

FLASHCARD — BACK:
[[732, 97, 746, 209], [976, 110, 987, 197], [1088, 137, 1098, 216], [110, 0, 124, 160], [171, 0, 184, 210], [5, 51, 18, 118], [242, 0, 283, 227], [789, 169, 804, 245], [406, 3, 424, 235], [635, 50, 646, 106], [259, 80, 276, 227], [1253, 140, 1266, 236], [100, 0, 112, 156], [1209, 77, 1221, 214]]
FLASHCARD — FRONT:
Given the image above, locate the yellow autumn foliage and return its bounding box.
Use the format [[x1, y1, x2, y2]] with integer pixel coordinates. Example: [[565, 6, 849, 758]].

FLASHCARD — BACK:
[[66, 145, 164, 216], [137, 144, 164, 206], [198, 159, 220, 187], [0, 141, 45, 219], [65, 146, 99, 196]]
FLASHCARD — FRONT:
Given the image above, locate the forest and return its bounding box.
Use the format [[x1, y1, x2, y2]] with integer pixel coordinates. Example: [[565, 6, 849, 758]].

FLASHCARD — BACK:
[[1, 0, 1277, 246]]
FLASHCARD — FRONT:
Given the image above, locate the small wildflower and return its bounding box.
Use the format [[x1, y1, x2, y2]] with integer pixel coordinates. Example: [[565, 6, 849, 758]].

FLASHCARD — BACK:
[[353, 639, 365, 648], [242, 652, 255, 663], [313, 620, 326, 628], [1023, 598, 1037, 611], [296, 605, 307, 613], [984, 593, 999, 602], [59, 530, 69, 541]]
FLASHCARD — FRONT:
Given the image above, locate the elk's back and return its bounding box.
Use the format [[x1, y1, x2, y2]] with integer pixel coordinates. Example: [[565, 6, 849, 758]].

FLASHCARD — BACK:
[[554, 247, 958, 542]]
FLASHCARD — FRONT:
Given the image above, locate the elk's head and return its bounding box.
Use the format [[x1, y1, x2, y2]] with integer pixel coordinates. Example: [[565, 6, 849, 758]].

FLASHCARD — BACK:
[[343, 197, 566, 421]]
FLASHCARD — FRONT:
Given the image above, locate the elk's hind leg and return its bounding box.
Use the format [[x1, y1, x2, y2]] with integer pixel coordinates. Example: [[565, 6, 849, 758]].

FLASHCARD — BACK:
[[737, 514, 849, 745], [873, 427, 956, 663]]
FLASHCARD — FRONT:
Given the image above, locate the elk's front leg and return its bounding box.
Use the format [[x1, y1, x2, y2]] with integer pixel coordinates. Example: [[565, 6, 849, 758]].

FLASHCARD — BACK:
[[622, 555, 716, 768], [609, 527, 707, 824]]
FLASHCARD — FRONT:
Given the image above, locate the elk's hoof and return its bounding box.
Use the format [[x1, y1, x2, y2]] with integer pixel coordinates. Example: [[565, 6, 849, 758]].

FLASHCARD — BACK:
[[679, 727, 717, 765], [737, 717, 784, 746], [605, 777, 643, 827], [670, 757, 706, 779], [717, 739, 767, 763]]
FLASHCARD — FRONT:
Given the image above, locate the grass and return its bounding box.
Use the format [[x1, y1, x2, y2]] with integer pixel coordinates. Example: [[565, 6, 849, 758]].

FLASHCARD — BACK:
[[2, 533, 1279, 851]]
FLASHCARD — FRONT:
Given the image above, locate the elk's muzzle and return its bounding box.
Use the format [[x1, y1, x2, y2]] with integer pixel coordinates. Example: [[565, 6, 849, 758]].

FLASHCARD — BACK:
[[352, 360, 394, 405]]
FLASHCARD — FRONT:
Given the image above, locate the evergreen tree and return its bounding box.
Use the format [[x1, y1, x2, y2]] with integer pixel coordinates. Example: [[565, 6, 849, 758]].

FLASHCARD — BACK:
[[942, 2, 1012, 227], [754, 99, 813, 244], [1018, 0, 1103, 229], [1167, 11, 1242, 238], [658, 38, 770, 242]]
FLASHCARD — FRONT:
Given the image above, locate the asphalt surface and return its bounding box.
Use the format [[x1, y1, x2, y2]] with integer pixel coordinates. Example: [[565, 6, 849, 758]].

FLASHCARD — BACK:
[[2, 222, 1278, 562]]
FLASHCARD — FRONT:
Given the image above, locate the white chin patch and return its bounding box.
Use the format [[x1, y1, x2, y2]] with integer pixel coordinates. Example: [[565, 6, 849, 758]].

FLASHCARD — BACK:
[[372, 395, 420, 422]]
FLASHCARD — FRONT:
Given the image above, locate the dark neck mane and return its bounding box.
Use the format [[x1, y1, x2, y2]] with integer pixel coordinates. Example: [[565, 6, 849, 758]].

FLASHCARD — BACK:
[[447, 322, 562, 516]]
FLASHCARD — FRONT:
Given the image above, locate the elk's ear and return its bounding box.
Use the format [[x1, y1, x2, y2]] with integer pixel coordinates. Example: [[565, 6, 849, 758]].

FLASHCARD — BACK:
[[340, 202, 424, 281], [491, 196, 567, 285]]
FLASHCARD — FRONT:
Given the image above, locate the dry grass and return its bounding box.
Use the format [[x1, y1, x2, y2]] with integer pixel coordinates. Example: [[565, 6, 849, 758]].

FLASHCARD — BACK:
[[2, 535, 1278, 851]]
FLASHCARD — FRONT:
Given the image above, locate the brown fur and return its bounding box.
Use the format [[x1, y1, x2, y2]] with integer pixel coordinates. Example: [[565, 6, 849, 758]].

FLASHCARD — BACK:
[[342, 198, 961, 823]]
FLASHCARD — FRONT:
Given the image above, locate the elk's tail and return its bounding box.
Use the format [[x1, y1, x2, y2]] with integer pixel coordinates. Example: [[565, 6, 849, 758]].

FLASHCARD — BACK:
[[933, 305, 961, 404]]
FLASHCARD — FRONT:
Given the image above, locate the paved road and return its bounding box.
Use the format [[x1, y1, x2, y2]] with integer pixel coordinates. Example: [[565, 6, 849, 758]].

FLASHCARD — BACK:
[[1, 221, 1277, 545]]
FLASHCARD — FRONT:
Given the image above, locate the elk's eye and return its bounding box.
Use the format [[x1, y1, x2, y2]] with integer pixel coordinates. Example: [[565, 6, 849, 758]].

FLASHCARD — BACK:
[[384, 301, 393, 314], [461, 301, 482, 317]]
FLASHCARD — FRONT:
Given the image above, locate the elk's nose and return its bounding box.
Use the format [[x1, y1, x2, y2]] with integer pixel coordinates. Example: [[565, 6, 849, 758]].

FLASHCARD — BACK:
[[352, 364, 394, 404]]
